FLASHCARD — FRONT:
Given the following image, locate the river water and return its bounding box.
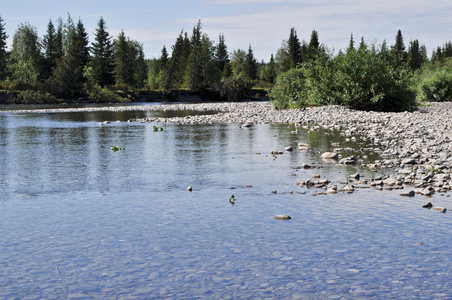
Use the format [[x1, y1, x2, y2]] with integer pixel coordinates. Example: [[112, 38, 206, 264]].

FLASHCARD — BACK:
[[0, 104, 451, 299]]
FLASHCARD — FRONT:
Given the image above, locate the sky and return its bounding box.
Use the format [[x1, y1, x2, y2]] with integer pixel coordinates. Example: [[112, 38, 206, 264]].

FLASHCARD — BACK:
[[2, 0, 452, 62]]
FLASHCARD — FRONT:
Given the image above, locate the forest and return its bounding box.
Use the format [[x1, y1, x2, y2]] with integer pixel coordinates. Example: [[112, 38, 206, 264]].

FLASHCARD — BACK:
[[0, 15, 452, 111]]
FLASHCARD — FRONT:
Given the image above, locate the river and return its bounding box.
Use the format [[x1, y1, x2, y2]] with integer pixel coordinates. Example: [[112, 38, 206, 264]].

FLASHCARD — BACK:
[[0, 104, 451, 299]]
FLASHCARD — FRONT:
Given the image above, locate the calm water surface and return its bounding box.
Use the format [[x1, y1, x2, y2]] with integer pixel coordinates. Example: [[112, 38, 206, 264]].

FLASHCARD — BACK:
[[0, 106, 451, 299]]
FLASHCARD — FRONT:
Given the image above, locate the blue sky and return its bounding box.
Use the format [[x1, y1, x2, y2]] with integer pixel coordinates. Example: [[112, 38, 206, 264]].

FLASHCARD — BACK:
[[2, 0, 452, 61]]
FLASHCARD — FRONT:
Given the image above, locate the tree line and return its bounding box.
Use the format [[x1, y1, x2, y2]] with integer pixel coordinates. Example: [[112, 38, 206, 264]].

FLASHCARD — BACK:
[[1, 15, 452, 107]]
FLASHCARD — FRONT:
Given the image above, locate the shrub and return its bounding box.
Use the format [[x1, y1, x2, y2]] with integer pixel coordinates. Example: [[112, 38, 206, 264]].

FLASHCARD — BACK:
[[267, 68, 308, 109], [89, 85, 127, 103], [269, 44, 417, 112], [213, 77, 252, 102], [413, 63, 452, 102], [16, 90, 60, 104]]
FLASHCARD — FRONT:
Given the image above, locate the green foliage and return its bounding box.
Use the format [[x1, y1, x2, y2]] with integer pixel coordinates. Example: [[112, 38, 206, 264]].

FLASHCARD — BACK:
[[0, 15, 7, 81], [86, 83, 125, 103], [153, 125, 164, 132], [267, 68, 308, 109], [90, 17, 115, 87], [413, 61, 452, 102], [229, 194, 236, 205], [269, 43, 417, 111], [111, 146, 125, 151], [213, 77, 252, 102], [16, 90, 60, 104], [9, 22, 41, 85]]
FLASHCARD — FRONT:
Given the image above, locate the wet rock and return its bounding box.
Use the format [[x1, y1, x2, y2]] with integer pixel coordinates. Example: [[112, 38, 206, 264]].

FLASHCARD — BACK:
[[285, 146, 293, 152], [400, 191, 415, 197], [321, 152, 338, 159], [420, 187, 435, 196], [350, 173, 360, 180], [422, 202, 433, 209], [274, 215, 291, 220], [343, 185, 355, 192], [271, 150, 283, 155], [433, 207, 447, 213], [339, 156, 357, 165], [187, 186, 193, 192], [402, 158, 417, 165]]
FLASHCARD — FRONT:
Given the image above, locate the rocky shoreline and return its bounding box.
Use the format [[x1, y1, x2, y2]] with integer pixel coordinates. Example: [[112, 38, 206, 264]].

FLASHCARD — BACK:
[[128, 101, 452, 204], [4, 101, 452, 204]]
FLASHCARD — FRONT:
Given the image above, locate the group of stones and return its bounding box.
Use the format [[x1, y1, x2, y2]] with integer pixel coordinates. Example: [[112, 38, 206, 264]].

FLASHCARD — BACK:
[[271, 131, 451, 216], [86, 101, 451, 218]]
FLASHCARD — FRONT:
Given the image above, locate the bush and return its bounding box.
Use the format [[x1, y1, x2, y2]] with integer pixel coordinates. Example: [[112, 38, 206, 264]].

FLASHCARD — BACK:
[[89, 85, 127, 103], [16, 90, 60, 104], [269, 44, 417, 112], [267, 68, 308, 109], [213, 77, 252, 102], [413, 62, 452, 102]]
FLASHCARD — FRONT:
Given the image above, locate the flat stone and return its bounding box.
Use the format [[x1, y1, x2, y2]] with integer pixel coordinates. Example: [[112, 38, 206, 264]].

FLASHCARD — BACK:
[[321, 152, 338, 159], [400, 191, 415, 197], [274, 215, 291, 220]]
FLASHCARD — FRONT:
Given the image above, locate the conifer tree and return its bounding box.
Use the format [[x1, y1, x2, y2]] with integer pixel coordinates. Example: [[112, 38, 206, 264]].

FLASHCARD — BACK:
[[216, 33, 231, 79], [392, 29, 407, 67], [287, 27, 302, 68], [55, 18, 64, 60], [262, 54, 276, 83], [42, 19, 57, 79], [165, 31, 190, 90], [243, 45, 258, 80], [185, 20, 203, 90], [0, 15, 8, 81], [307, 30, 320, 59], [113, 30, 133, 86], [133, 41, 147, 88], [348, 33, 355, 52], [407, 39, 422, 71], [90, 17, 115, 87], [48, 18, 90, 98]]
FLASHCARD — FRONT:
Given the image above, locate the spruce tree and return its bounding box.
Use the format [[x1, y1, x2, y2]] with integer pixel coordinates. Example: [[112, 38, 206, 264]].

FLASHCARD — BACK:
[[133, 41, 147, 88], [90, 17, 115, 87], [113, 30, 133, 86], [185, 20, 203, 90], [48, 18, 89, 98], [348, 33, 355, 52], [287, 27, 302, 68], [307, 30, 320, 59], [0, 15, 8, 81], [407, 39, 422, 71], [55, 18, 64, 60], [42, 19, 57, 79], [243, 45, 258, 80], [216, 33, 231, 79], [392, 29, 407, 66], [262, 54, 276, 83]]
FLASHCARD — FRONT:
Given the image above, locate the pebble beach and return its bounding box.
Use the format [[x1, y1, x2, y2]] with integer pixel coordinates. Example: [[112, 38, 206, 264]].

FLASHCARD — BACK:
[[134, 101, 452, 200]]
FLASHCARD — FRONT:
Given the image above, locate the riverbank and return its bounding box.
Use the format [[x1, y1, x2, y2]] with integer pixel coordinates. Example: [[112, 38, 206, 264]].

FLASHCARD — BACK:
[[132, 101, 451, 200]]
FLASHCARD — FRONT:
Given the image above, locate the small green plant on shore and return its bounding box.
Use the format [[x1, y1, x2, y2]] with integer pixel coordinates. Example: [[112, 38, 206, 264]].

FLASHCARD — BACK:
[[153, 125, 164, 132], [428, 163, 440, 174], [111, 146, 125, 151], [229, 195, 236, 205]]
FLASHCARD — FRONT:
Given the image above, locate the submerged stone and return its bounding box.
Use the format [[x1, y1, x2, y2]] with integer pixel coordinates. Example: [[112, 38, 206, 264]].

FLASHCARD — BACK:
[[274, 215, 291, 220]]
